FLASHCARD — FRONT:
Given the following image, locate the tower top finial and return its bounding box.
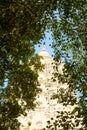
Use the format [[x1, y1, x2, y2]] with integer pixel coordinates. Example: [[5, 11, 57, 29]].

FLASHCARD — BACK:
[[39, 45, 52, 59], [42, 45, 46, 51]]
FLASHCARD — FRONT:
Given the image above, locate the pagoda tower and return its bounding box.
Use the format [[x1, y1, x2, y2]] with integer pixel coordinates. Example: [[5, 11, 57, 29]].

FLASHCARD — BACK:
[[19, 46, 82, 130]]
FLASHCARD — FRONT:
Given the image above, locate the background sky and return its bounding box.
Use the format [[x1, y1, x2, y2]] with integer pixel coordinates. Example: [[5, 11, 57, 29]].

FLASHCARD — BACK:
[[35, 31, 54, 56]]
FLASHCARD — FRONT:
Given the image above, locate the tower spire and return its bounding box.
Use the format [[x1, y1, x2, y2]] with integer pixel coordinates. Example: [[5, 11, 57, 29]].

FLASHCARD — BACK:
[[39, 46, 52, 59], [42, 45, 46, 51]]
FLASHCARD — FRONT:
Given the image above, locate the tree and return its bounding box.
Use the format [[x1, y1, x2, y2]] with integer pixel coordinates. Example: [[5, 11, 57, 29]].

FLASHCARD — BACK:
[[46, 110, 83, 130], [0, 0, 57, 129], [44, 83, 83, 130], [50, 0, 87, 128], [49, 91, 83, 130]]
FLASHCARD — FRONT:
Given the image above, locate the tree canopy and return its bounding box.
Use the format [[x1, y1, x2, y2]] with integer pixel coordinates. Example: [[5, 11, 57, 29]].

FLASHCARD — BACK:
[[0, 0, 57, 129], [50, 0, 87, 128]]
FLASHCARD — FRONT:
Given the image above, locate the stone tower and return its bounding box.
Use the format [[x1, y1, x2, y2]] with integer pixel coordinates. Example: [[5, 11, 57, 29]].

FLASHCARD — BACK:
[[19, 46, 82, 130]]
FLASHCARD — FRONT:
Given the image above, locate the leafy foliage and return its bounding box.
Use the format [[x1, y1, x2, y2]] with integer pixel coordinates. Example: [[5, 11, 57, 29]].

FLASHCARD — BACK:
[[0, 0, 57, 129], [45, 110, 83, 130], [51, 0, 87, 127], [52, 87, 77, 106], [44, 83, 82, 130]]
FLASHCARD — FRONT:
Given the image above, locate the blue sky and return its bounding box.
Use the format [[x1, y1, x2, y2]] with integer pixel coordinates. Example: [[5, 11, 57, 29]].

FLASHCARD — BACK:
[[35, 31, 54, 56]]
